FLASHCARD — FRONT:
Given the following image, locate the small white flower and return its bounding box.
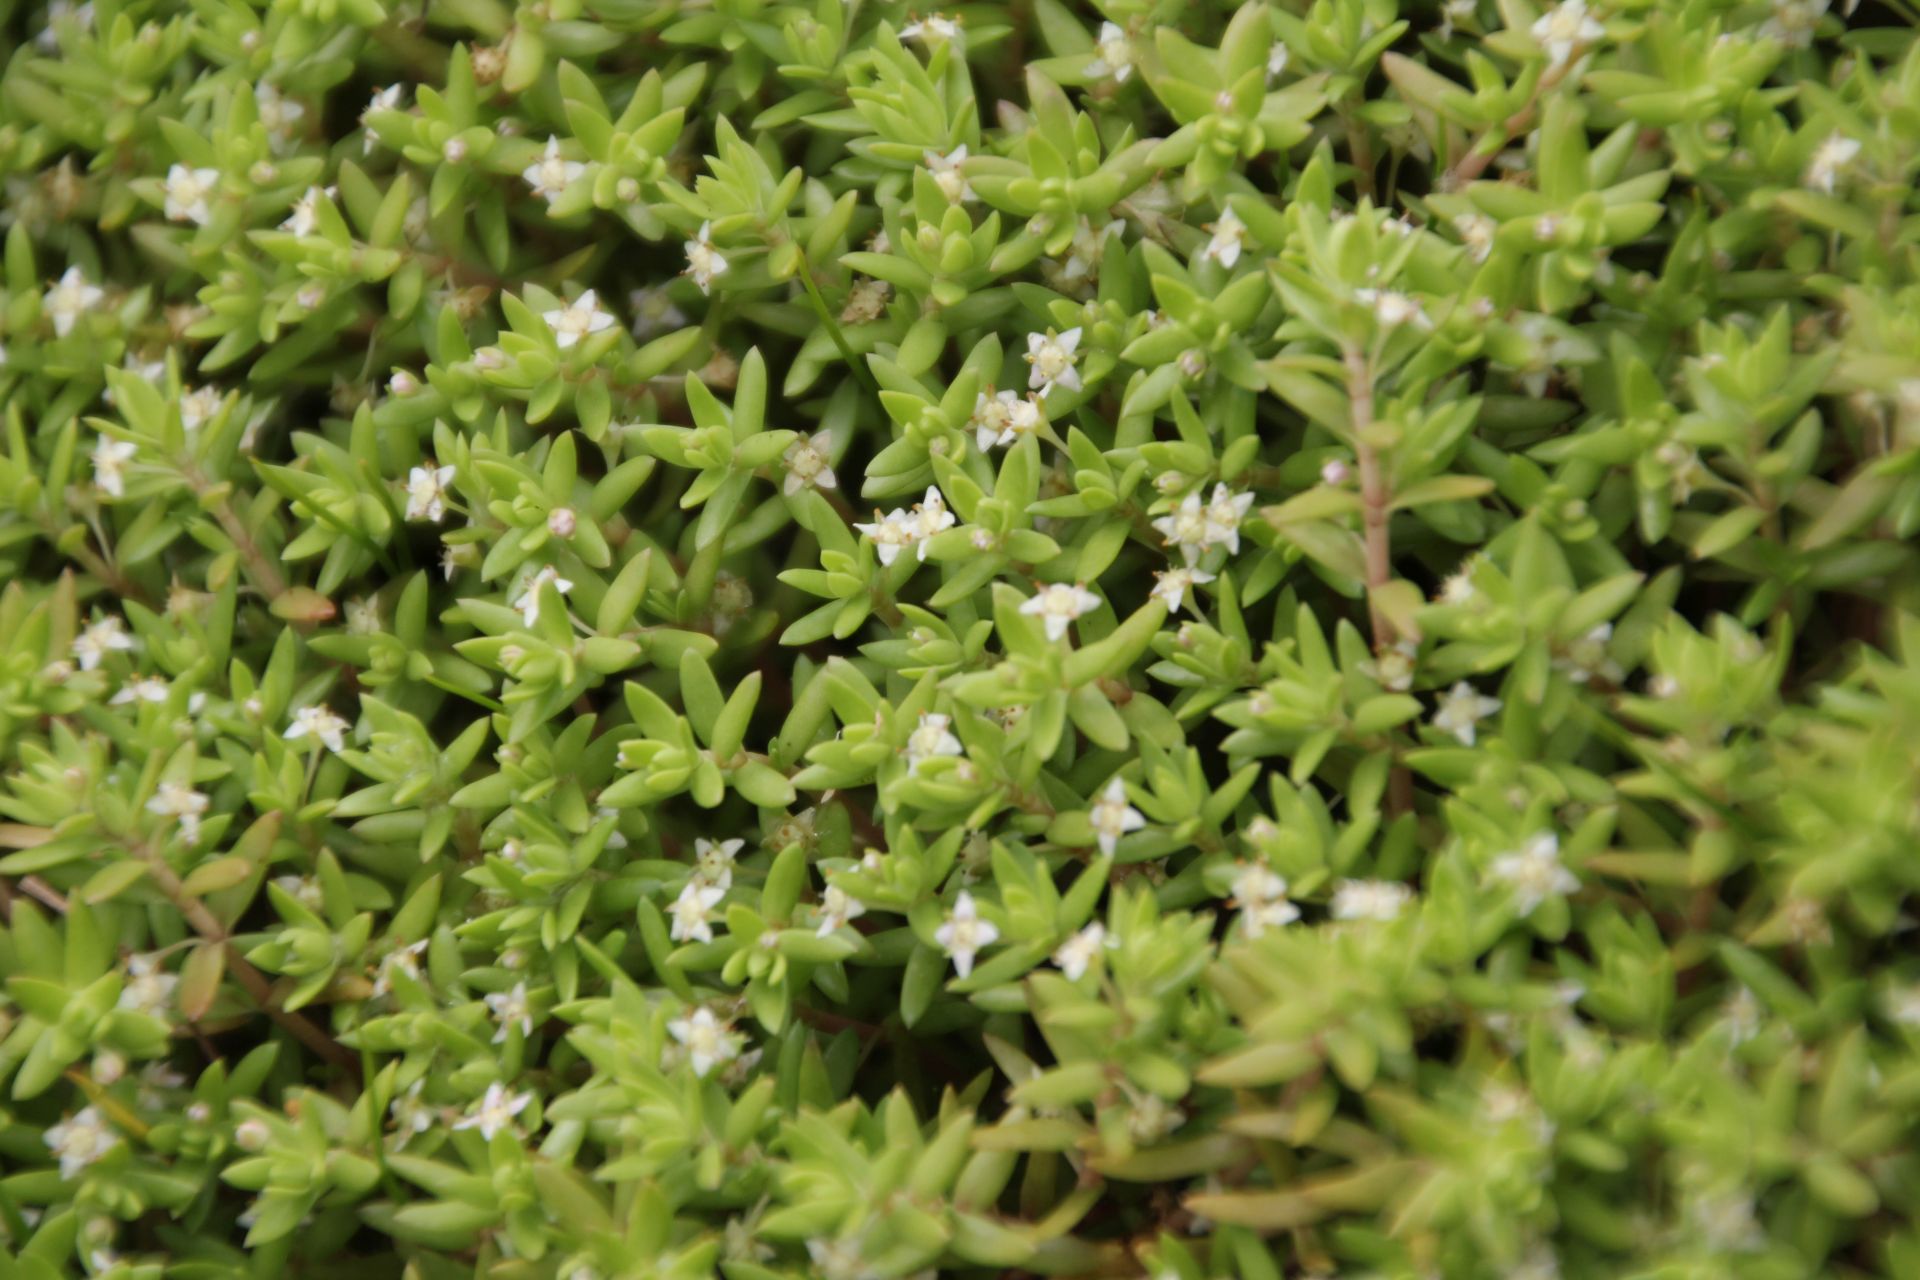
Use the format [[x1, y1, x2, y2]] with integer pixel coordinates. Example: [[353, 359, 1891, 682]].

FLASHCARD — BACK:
[[373, 940, 427, 998], [1331, 879, 1412, 922], [629, 285, 689, 337], [1201, 208, 1249, 268], [905, 711, 964, 772], [669, 877, 727, 943], [1454, 213, 1497, 262], [1153, 491, 1214, 564], [275, 873, 325, 911], [1020, 582, 1101, 642], [361, 84, 405, 154], [1760, 0, 1827, 47], [1024, 327, 1084, 397], [255, 83, 305, 152], [146, 780, 210, 846], [44, 266, 105, 338], [1530, 0, 1603, 69], [815, 885, 867, 937], [1488, 833, 1580, 915], [523, 135, 586, 206], [284, 704, 350, 753], [855, 508, 919, 566], [1203, 484, 1254, 555], [281, 185, 330, 236], [1085, 22, 1134, 82], [668, 1006, 744, 1077], [1267, 40, 1291, 77], [684, 220, 728, 293], [543, 288, 616, 349], [1362, 639, 1419, 692], [1432, 681, 1502, 745], [1354, 286, 1431, 330], [1053, 922, 1108, 980], [111, 675, 170, 706], [1088, 778, 1145, 855], [118, 952, 177, 1018], [484, 982, 534, 1043], [72, 615, 135, 670], [782, 429, 838, 495], [924, 145, 977, 204], [45, 1108, 120, 1181], [1557, 622, 1623, 684], [405, 463, 456, 522], [694, 837, 744, 886], [512, 565, 574, 626], [452, 1082, 532, 1141], [162, 164, 221, 226], [908, 486, 956, 558], [345, 596, 382, 634], [973, 388, 1045, 450], [1150, 566, 1214, 614], [1804, 132, 1862, 194], [178, 384, 224, 433], [387, 1079, 434, 1147], [1229, 863, 1298, 937], [91, 436, 137, 498], [899, 12, 960, 42], [934, 891, 1000, 978]]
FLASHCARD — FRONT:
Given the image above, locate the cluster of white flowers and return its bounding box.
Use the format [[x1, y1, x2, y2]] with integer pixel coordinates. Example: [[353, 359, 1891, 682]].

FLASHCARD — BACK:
[[854, 487, 956, 565], [1151, 484, 1253, 564]]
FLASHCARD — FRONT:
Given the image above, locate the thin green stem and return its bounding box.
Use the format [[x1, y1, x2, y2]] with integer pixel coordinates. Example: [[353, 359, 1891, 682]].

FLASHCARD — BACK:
[[792, 247, 881, 400]]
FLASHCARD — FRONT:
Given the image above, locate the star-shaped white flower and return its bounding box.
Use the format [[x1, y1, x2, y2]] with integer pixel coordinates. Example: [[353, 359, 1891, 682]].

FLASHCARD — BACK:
[[45, 1107, 120, 1181], [1488, 833, 1579, 915], [1024, 328, 1084, 397], [1150, 566, 1215, 615], [1020, 582, 1101, 642], [543, 288, 616, 349], [908, 486, 956, 558], [782, 429, 838, 495], [669, 877, 727, 943], [406, 463, 456, 522], [1153, 491, 1214, 564], [280, 185, 331, 237], [117, 952, 177, 1017], [72, 615, 135, 670], [484, 982, 534, 1043], [855, 508, 918, 566], [1085, 22, 1134, 82], [899, 12, 960, 42], [668, 1006, 744, 1077], [1432, 681, 1502, 745], [111, 675, 170, 705], [684, 221, 728, 294], [521, 135, 586, 206], [361, 84, 405, 154], [163, 164, 220, 227], [372, 940, 428, 998], [255, 83, 305, 152], [44, 267, 105, 338], [146, 781, 210, 846], [178, 385, 223, 433], [1088, 778, 1145, 855], [1052, 922, 1108, 980], [1531, 0, 1603, 69], [924, 145, 977, 203], [452, 1082, 532, 1141], [694, 837, 744, 887], [1331, 879, 1412, 922], [815, 885, 866, 937], [1354, 286, 1432, 331], [905, 711, 963, 773], [1202, 485, 1254, 555], [284, 704, 350, 753], [1804, 132, 1861, 194], [1201, 208, 1249, 268], [1230, 863, 1298, 937], [91, 436, 137, 498], [935, 891, 999, 978], [512, 565, 574, 626]]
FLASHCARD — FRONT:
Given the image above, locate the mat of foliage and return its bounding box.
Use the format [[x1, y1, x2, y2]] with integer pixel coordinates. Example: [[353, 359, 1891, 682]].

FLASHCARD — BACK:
[[3, 0, 1920, 1276]]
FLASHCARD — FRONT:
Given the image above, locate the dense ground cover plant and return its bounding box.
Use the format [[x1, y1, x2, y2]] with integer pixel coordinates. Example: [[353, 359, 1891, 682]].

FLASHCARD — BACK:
[[2, 0, 1920, 1274]]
